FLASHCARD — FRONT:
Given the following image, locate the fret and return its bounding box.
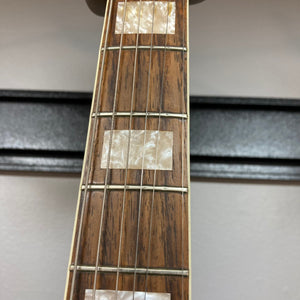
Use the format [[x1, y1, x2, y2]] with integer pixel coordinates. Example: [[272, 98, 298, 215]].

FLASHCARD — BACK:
[[100, 130, 173, 170], [67, 273, 189, 300], [70, 265, 189, 277], [81, 184, 188, 193], [93, 51, 187, 114], [103, 0, 187, 48], [92, 112, 188, 119], [100, 45, 187, 52], [72, 191, 189, 268], [84, 117, 188, 187]]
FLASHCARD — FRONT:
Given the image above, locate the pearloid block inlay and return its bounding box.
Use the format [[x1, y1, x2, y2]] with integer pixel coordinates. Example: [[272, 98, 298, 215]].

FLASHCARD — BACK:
[[115, 1, 176, 34], [101, 130, 173, 170], [85, 290, 171, 300]]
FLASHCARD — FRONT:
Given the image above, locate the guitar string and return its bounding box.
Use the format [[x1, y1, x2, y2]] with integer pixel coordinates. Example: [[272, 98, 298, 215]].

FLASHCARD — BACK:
[[114, 0, 143, 297], [143, 1, 171, 298], [141, 2, 158, 296], [131, 1, 157, 299], [91, 0, 129, 298], [68, 0, 116, 298], [181, 0, 187, 298]]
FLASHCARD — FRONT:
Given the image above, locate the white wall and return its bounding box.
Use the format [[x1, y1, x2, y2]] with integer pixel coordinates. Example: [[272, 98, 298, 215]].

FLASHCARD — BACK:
[[0, 0, 102, 92], [190, 0, 300, 98], [192, 180, 300, 299], [0, 174, 79, 300], [1, 175, 300, 300], [1, 0, 300, 299]]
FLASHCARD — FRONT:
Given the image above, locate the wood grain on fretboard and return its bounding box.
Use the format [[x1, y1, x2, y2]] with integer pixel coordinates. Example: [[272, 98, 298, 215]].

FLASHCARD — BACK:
[[65, 0, 189, 298]]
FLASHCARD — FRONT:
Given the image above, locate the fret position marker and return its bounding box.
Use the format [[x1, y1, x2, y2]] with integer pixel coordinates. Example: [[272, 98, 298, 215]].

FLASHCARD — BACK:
[[85, 290, 170, 300], [101, 130, 173, 170], [115, 1, 176, 34]]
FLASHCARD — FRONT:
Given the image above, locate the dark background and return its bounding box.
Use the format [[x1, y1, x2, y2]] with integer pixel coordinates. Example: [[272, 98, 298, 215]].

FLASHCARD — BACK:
[[1, 89, 300, 180]]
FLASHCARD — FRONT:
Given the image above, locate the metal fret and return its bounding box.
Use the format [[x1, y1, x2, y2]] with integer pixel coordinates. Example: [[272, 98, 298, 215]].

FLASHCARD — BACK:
[[92, 112, 188, 119], [70, 265, 189, 277], [82, 184, 188, 193], [101, 45, 187, 52]]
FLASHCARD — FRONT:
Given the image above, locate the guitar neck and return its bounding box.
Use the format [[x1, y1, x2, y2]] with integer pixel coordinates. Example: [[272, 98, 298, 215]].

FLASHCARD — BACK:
[[65, 0, 190, 299]]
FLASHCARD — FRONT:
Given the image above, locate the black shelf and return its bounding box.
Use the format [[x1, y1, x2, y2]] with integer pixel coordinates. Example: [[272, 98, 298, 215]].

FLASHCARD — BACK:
[[1, 90, 300, 180]]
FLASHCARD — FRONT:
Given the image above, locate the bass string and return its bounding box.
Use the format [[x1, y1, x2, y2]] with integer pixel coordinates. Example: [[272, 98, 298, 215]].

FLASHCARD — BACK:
[[131, 0, 158, 298], [114, 0, 144, 295], [68, 0, 117, 298], [91, 0, 130, 298], [142, 0, 188, 298], [142, 0, 172, 297], [180, 0, 187, 298]]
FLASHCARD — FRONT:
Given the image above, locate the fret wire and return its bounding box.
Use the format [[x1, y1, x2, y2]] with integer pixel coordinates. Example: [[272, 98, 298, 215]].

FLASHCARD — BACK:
[[92, 112, 188, 119], [81, 184, 188, 193], [100, 45, 187, 52], [70, 265, 189, 277]]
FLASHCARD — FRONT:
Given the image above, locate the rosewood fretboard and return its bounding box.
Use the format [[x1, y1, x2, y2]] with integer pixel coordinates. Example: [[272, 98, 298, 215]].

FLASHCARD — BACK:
[[65, 0, 190, 299]]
